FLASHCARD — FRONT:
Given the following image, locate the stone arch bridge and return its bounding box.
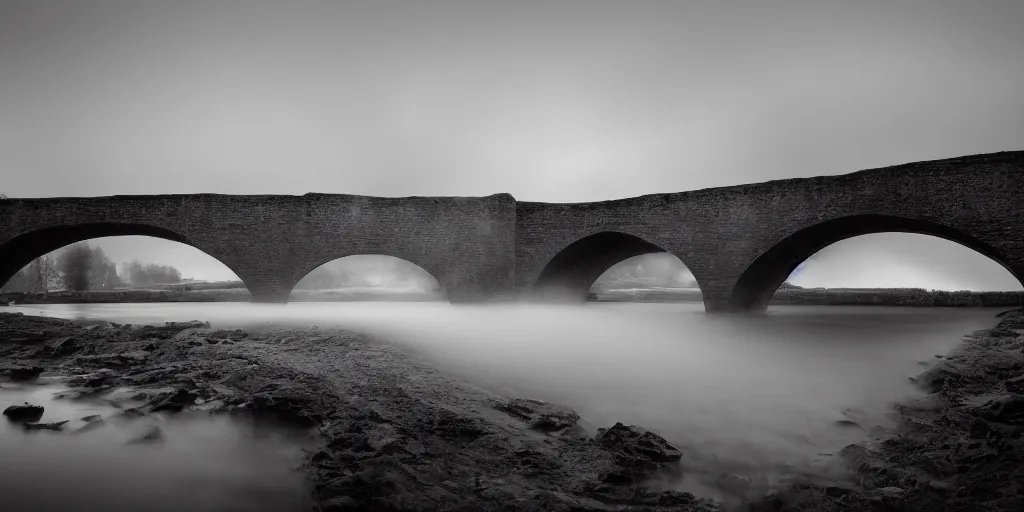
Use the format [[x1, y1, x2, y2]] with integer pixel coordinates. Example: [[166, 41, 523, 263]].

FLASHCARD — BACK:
[[2, 151, 1023, 312]]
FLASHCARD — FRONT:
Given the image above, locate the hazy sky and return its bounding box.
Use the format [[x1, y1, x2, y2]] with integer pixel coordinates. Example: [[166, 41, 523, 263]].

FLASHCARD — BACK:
[[2, 1, 1022, 289]]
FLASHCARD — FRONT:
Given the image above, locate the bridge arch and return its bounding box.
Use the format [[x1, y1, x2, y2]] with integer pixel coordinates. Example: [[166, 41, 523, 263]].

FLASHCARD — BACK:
[[288, 252, 448, 302], [728, 214, 1024, 312], [0, 223, 251, 293], [529, 231, 704, 302]]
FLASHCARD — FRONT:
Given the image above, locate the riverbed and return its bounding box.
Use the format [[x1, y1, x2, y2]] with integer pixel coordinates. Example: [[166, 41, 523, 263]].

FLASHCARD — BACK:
[[3, 302, 1009, 505]]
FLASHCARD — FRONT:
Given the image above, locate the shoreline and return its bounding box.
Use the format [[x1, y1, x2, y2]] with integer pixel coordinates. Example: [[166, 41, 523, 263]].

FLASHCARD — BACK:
[[1, 308, 1021, 511], [760, 307, 1024, 511]]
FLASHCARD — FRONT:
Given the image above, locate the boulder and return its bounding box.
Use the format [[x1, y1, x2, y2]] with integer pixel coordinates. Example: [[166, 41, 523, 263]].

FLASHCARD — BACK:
[[594, 422, 683, 468], [3, 403, 44, 423]]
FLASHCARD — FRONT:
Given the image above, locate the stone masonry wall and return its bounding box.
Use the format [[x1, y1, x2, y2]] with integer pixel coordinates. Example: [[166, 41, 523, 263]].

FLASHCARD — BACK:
[[0, 193, 517, 303], [2, 151, 1023, 311], [515, 151, 1024, 311]]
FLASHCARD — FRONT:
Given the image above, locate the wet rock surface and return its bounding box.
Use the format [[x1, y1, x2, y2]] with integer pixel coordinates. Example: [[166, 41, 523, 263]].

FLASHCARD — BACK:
[[3, 402, 44, 422], [24, 419, 69, 431], [0, 312, 720, 512]]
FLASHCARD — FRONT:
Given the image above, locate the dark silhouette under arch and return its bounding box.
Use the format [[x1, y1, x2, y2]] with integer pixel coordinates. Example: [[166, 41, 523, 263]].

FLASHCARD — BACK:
[[728, 214, 1024, 312], [0, 223, 248, 292], [529, 231, 697, 302]]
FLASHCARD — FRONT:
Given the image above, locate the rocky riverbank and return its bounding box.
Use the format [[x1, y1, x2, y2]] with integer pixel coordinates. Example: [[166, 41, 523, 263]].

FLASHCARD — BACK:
[[756, 308, 1024, 511], [2, 309, 1021, 511]]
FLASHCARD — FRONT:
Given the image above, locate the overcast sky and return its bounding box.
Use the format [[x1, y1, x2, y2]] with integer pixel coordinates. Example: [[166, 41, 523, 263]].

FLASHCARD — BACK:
[[2, 1, 1022, 289]]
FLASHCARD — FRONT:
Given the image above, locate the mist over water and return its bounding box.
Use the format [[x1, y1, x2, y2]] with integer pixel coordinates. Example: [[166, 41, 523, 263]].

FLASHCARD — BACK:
[[0, 380, 312, 512], [8, 302, 1006, 503]]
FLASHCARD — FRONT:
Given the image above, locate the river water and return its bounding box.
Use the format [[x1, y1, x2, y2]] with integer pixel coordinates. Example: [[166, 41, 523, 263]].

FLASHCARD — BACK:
[[2, 302, 1010, 505], [0, 380, 314, 512]]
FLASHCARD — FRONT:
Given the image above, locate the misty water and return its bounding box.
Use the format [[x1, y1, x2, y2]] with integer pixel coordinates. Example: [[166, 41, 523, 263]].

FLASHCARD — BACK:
[[0, 378, 314, 512], [3, 302, 1009, 505]]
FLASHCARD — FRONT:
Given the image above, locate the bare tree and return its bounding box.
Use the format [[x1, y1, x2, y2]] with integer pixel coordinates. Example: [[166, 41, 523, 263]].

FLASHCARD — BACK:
[[60, 244, 93, 291]]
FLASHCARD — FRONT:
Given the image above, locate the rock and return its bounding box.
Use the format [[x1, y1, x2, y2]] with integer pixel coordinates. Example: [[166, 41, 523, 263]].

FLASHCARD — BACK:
[[120, 407, 146, 418], [75, 352, 149, 368], [210, 329, 232, 339], [796, 480, 858, 498], [245, 392, 322, 427], [978, 395, 1024, 423], [594, 422, 683, 474], [657, 490, 707, 508], [873, 486, 907, 499], [927, 480, 955, 491], [6, 365, 44, 380], [72, 417, 106, 435], [81, 414, 102, 422], [1005, 374, 1024, 393], [969, 417, 993, 439], [24, 420, 69, 431], [206, 329, 248, 343], [50, 337, 80, 356], [914, 361, 966, 392], [493, 398, 581, 431], [149, 388, 199, 413], [3, 403, 44, 423], [835, 420, 863, 429], [839, 444, 882, 472], [127, 425, 163, 445], [67, 371, 112, 388]]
